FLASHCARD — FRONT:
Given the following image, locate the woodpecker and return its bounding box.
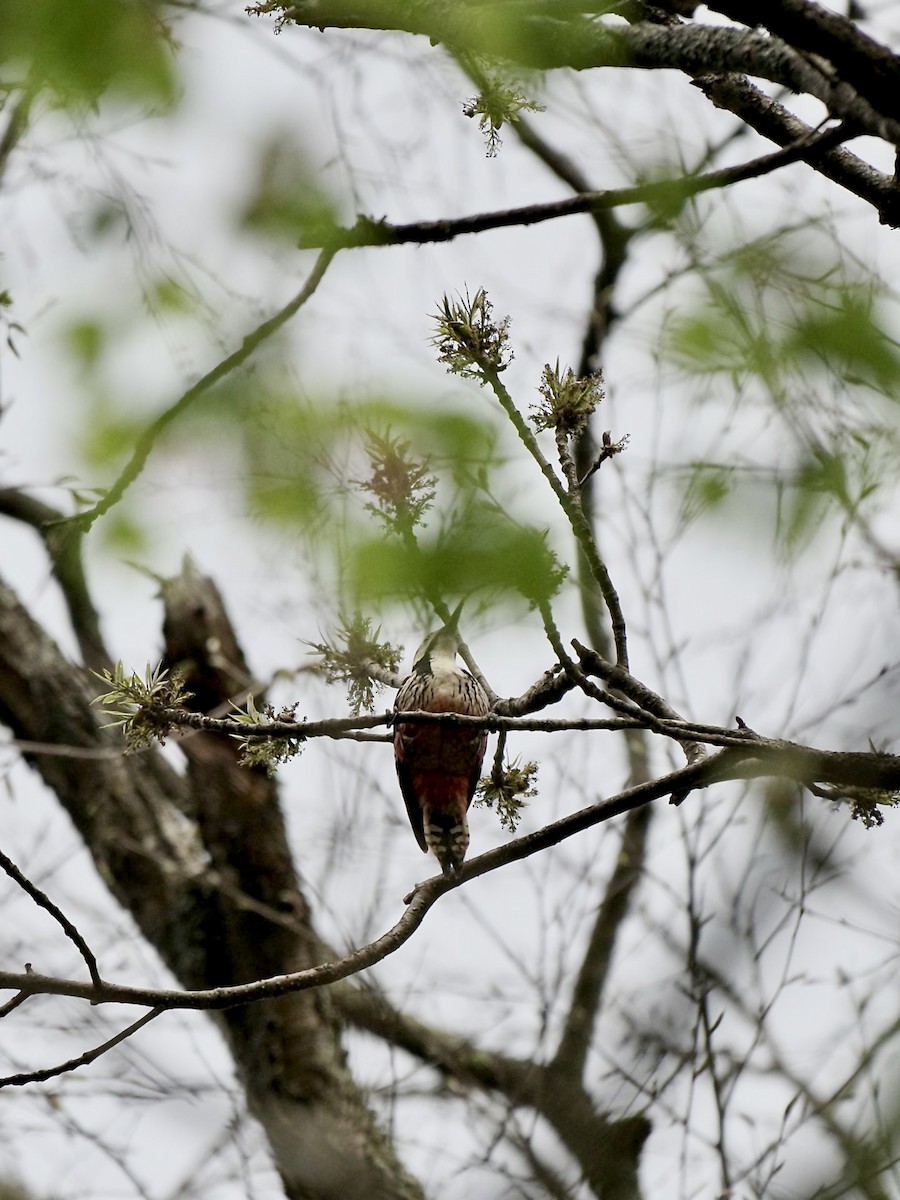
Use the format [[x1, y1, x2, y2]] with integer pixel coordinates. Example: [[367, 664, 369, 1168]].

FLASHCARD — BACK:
[[393, 612, 490, 875]]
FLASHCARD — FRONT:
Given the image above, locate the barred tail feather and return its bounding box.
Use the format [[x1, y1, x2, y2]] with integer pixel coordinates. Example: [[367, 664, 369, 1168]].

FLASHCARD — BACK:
[[423, 807, 469, 875]]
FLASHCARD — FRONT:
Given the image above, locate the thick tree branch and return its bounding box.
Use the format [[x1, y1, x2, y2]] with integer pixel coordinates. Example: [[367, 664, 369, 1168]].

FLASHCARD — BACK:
[[0, 570, 423, 1200], [709, 0, 900, 127], [269, 3, 900, 225], [264, 4, 900, 139], [694, 71, 900, 226], [157, 560, 425, 1200]]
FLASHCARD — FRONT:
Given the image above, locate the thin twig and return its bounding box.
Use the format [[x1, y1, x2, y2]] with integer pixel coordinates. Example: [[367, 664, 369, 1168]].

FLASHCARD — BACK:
[[0, 488, 108, 669], [142, 702, 894, 762], [66, 246, 336, 533], [0, 1007, 164, 1088], [320, 123, 861, 251], [573, 638, 707, 765], [483, 366, 629, 666], [538, 599, 608, 704], [0, 991, 30, 1019], [0, 846, 101, 988]]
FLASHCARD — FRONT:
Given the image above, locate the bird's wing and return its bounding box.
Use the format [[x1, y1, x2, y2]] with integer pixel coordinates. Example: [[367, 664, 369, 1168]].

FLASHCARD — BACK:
[[394, 724, 428, 853], [465, 733, 487, 809]]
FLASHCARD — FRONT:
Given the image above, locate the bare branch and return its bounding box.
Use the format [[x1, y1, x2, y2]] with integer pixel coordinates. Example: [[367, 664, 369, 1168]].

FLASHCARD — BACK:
[[2, 739, 899, 1010], [264, 4, 900, 142], [317, 126, 859, 252], [692, 72, 900, 227], [709, 0, 900, 124], [573, 638, 707, 767], [0, 1007, 164, 1088], [334, 977, 649, 1199], [122, 700, 900, 775], [0, 846, 102, 988], [493, 665, 576, 716], [0, 990, 30, 1020]]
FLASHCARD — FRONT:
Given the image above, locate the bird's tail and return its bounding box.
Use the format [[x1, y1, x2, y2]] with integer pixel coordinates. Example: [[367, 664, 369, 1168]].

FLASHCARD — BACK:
[[423, 807, 469, 875]]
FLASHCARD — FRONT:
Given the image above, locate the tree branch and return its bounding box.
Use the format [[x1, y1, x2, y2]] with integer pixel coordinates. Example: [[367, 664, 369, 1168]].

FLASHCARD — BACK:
[[573, 638, 706, 767], [66, 246, 336, 533], [264, 4, 900, 139], [510, 88, 658, 1120], [0, 845, 101, 989], [0, 570, 424, 1200], [0, 1007, 164, 1088], [709, 0, 900, 126], [334, 979, 649, 1200], [691, 71, 900, 227], [2, 739, 898, 1010], [319, 127, 858, 252], [0, 488, 108, 670], [550, 804, 652, 1083]]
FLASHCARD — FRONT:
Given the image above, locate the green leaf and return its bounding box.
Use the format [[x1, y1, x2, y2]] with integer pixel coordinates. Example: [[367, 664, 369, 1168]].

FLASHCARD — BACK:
[[0, 0, 175, 106], [780, 450, 849, 549], [784, 292, 900, 394], [240, 138, 339, 246], [679, 463, 732, 525], [349, 505, 566, 607], [65, 319, 107, 370]]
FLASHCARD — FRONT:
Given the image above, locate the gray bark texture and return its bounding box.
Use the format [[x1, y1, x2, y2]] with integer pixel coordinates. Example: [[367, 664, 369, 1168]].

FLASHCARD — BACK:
[[0, 564, 423, 1200]]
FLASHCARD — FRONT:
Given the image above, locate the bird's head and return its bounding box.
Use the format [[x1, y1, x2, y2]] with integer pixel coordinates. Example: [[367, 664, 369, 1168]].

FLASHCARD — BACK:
[[411, 602, 464, 673]]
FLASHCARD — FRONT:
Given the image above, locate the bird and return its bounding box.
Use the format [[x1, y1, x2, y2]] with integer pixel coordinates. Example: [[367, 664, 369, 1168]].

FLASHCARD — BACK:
[[393, 609, 490, 875]]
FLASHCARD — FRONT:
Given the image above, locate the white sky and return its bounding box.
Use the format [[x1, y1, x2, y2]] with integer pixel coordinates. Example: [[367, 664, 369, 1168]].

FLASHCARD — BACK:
[[3, 3, 900, 1198]]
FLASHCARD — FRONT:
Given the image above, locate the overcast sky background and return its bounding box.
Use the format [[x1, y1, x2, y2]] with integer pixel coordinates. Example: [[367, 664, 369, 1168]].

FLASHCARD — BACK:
[[4, 3, 900, 1197]]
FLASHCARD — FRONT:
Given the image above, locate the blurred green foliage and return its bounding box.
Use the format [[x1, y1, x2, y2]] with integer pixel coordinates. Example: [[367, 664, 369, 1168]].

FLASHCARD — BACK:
[[0, 0, 175, 105], [665, 226, 900, 552], [667, 231, 900, 394], [65, 318, 108, 371], [349, 504, 565, 607], [240, 137, 339, 246], [173, 381, 562, 611]]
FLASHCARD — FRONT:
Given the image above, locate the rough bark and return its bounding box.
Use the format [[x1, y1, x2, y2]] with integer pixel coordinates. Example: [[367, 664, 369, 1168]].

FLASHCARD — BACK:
[[0, 567, 422, 1200], [262, 2, 900, 225]]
